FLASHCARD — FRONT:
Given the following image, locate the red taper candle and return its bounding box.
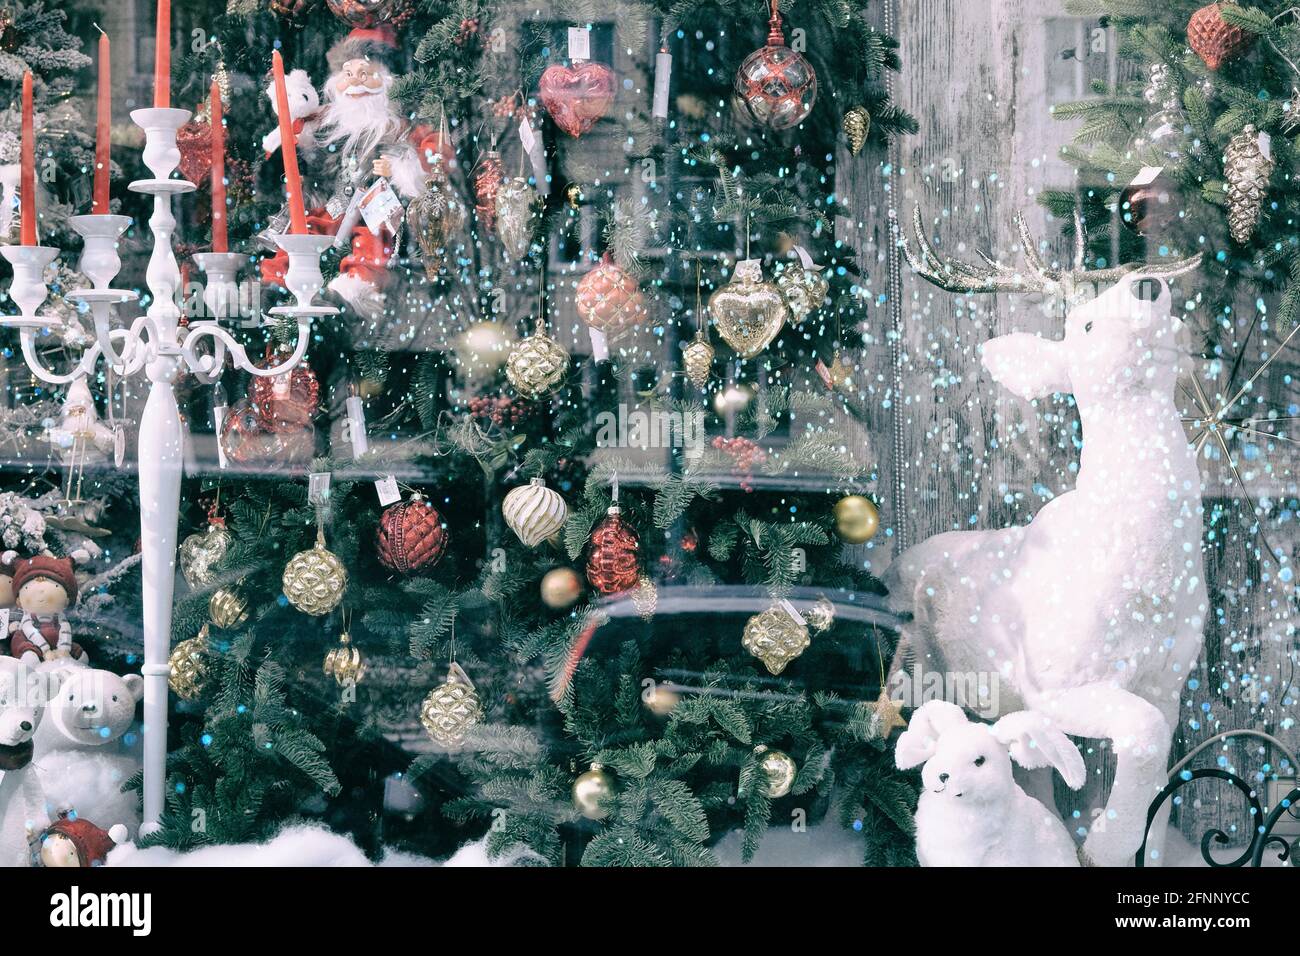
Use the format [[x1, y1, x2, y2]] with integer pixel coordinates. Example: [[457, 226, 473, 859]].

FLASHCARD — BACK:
[[271, 50, 307, 235], [93, 32, 111, 214], [210, 79, 228, 252], [153, 0, 170, 109], [20, 71, 35, 245]]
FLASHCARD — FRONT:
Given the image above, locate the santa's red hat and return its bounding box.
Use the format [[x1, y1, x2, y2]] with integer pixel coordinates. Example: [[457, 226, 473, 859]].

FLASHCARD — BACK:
[[327, 26, 401, 73], [13, 555, 77, 602], [40, 815, 128, 867]]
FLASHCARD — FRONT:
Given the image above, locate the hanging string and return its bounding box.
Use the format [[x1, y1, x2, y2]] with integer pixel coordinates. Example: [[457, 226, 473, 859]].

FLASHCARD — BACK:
[[695, 259, 703, 332]]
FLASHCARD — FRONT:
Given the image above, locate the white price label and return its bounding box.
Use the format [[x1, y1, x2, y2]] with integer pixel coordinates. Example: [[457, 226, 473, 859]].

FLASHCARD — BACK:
[[346, 395, 369, 458], [308, 472, 332, 506], [653, 50, 672, 119], [359, 177, 405, 237], [568, 26, 591, 61], [113, 424, 126, 469], [375, 475, 401, 506], [588, 326, 609, 362], [0, 608, 10, 634], [793, 244, 815, 269], [213, 404, 228, 469], [1130, 165, 1163, 187], [778, 598, 806, 627], [519, 117, 536, 153]]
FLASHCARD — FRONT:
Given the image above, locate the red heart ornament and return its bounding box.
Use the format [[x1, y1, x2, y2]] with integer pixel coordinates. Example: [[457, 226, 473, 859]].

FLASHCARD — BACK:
[[539, 62, 616, 138]]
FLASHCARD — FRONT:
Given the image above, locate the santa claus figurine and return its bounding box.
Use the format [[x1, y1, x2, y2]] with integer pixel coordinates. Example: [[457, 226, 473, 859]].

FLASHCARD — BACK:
[[260, 26, 445, 322], [9, 555, 87, 665], [31, 811, 128, 867]]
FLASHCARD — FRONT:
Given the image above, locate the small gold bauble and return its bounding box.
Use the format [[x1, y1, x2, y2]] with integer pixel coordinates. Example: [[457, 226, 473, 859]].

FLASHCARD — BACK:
[[419, 662, 483, 747], [843, 106, 871, 156], [565, 182, 584, 208], [631, 575, 657, 621], [323, 631, 366, 686], [179, 520, 231, 588], [682, 329, 714, 389], [540, 566, 583, 609], [754, 745, 797, 798], [208, 587, 249, 630], [643, 682, 679, 716], [168, 625, 211, 700], [833, 494, 879, 544], [741, 603, 810, 675], [283, 535, 347, 616], [505, 326, 570, 398], [572, 762, 616, 820]]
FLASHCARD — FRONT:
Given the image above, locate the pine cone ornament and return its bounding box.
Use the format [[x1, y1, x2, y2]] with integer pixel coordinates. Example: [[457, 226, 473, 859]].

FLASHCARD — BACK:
[[506, 324, 570, 398], [586, 505, 640, 595], [408, 169, 465, 281], [631, 575, 657, 620], [502, 478, 568, 547], [496, 177, 539, 259], [420, 662, 482, 747], [283, 531, 348, 616], [1188, 3, 1256, 71], [376, 496, 449, 574], [474, 151, 504, 235], [168, 626, 211, 700], [682, 328, 714, 389], [1223, 125, 1273, 244], [843, 106, 870, 155], [575, 256, 649, 340]]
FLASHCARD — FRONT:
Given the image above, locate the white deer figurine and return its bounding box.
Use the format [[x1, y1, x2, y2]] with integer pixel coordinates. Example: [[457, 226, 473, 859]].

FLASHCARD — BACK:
[[887, 208, 1206, 867]]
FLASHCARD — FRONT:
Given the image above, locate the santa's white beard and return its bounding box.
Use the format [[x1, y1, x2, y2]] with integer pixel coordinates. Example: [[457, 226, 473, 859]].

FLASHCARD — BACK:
[[316, 86, 401, 159]]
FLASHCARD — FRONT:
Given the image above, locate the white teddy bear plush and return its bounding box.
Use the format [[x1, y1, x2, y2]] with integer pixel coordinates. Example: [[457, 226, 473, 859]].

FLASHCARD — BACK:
[[33, 665, 143, 836], [0, 656, 49, 866], [896, 700, 1086, 867], [262, 67, 321, 158]]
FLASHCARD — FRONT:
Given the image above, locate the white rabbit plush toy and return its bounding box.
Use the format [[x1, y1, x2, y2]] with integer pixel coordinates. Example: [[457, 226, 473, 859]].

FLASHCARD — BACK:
[[896, 700, 1086, 867]]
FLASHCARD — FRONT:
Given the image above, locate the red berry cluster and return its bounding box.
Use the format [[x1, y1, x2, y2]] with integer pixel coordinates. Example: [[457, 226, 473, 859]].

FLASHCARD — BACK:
[[455, 17, 481, 45], [469, 395, 528, 426], [712, 436, 766, 491]]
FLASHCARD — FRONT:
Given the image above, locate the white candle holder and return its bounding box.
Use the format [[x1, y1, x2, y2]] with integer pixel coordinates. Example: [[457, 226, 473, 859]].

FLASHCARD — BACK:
[[129, 107, 192, 183], [269, 233, 336, 314], [67, 215, 140, 369], [0, 245, 59, 327], [192, 251, 246, 320]]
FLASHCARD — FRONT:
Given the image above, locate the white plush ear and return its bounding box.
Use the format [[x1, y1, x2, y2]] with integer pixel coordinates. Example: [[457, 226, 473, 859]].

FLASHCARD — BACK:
[[980, 333, 1071, 399], [123, 673, 144, 704], [894, 699, 968, 770], [990, 710, 1085, 789]]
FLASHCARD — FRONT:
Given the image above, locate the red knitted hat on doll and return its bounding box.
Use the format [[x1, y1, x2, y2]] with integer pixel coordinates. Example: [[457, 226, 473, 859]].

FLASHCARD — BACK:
[[12, 555, 78, 602], [40, 815, 127, 867]]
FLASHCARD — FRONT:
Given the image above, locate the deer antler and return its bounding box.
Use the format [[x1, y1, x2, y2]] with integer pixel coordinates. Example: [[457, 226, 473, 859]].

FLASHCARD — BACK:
[[895, 205, 1201, 295]]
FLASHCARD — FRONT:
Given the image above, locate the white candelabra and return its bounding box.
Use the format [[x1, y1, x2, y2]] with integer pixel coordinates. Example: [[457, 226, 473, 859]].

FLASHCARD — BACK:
[[0, 106, 336, 835]]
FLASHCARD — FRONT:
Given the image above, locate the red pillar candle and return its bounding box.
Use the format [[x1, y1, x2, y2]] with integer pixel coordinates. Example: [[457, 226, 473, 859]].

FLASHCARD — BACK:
[[20, 71, 35, 246], [153, 0, 170, 109], [93, 32, 111, 214], [210, 79, 228, 252], [271, 50, 307, 235]]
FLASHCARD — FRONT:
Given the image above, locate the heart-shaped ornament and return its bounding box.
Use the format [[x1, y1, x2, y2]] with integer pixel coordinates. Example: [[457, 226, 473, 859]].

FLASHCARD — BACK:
[[708, 260, 789, 359], [539, 62, 616, 138]]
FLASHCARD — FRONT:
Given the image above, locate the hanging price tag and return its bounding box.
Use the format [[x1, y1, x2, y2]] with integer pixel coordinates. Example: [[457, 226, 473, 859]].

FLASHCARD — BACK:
[[519, 118, 549, 194], [308, 472, 332, 506], [588, 326, 609, 362], [113, 424, 126, 469], [375, 475, 401, 506], [793, 244, 816, 269], [1258, 130, 1273, 162], [652, 49, 672, 119], [0, 608, 10, 634], [1129, 166, 1163, 188], [345, 394, 369, 458], [567, 27, 591, 61], [213, 403, 228, 470], [778, 598, 806, 627], [519, 118, 537, 154]]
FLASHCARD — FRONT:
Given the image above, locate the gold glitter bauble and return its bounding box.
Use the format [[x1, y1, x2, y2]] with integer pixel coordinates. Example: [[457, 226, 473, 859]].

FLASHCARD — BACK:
[[323, 631, 366, 686], [208, 587, 249, 630], [283, 534, 347, 616], [505, 326, 569, 398], [754, 745, 797, 798], [833, 494, 879, 544], [742, 603, 812, 675], [540, 566, 583, 609], [179, 519, 231, 589], [774, 261, 830, 324], [631, 575, 657, 621], [682, 328, 714, 389], [502, 477, 568, 548], [419, 662, 483, 747], [843, 106, 870, 155], [572, 762, 616, 820], [168, 625, 210, 700], [708, 259, 788, 359]]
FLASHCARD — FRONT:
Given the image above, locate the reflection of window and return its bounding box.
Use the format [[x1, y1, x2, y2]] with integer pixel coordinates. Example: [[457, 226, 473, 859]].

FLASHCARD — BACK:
[[1044, 18, 1115, 105], [136, 0, 156, 78]]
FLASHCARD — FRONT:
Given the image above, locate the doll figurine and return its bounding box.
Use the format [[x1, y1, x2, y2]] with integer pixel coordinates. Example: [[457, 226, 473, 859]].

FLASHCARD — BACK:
[[9, 556, 87, 664]]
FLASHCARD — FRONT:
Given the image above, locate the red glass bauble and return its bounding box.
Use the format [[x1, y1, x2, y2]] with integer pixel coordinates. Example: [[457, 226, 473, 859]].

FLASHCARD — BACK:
[[377, 497, 449, 573], [325, 0, 412, 28], [1187, 3, 1255, 71], [219, 399, 314, 467], [539, 61, 616, 137], [271, 0, 321, 21], [575, 255, 648, 340], [586, 507, 640, 595], [733, 3, 817, 130], [474, 151, 504, 235], [177, 119, 213, 184], [1120, 172, 1180, 236], [249, 358, 320, 428]]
